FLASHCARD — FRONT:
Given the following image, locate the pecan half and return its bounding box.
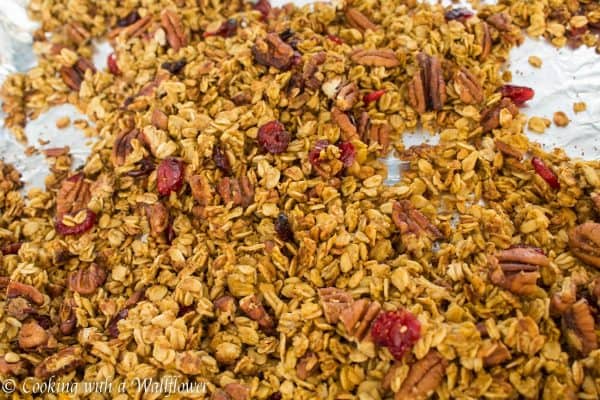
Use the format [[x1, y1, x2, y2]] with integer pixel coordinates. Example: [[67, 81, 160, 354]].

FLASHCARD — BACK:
[[480, 98, 518, 132], [331, 107, 358, 141], [339, 298, 381, 341], [392, 200, 443, 239], [34, 346, 83, 379], [478, 22, 492, 60], [335, 82, 359, 111], [454, 68, 483, 104], [217, 176, 254, 207], [345, 8, 377, 32], [145, 201, 169, 236], [7, 281, 44, 306], [59, 298, 77, 335], [161, 10, 188, 51], [6, 297, 35, 320], [239, 294, 274, 330], [488, 247, 547, 296], [368, 123, 391, 155], [67, 263, 107, 295], [494, 139, 523, 160], [479, 340, 511, 367], [188, 174, 214, 206], [350, 49, 400, 68], [57, 173, 91, 217], [60, 58, 95, 91], [65, 22, 90, 45], [396, 350, 447, 400], [224, 383, 249, 400], [119, 15, 152, 40], [563, 299, 598, 355], [408, 53, 446, 114], [318, 287, 353, 324], [296, 351, 318, 380], [19, 320, 50, 350], [569, 222, 600, 269], [112, 128, 144, 167], [252, 33, 295, 71], [487, 13, 512, 31]]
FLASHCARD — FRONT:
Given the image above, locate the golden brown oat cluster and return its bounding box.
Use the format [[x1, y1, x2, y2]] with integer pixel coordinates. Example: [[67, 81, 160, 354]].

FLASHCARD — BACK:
[[0, 0, 600, 399]]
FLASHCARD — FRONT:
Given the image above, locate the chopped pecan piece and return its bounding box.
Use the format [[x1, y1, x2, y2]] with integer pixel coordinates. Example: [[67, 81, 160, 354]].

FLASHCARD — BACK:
[[120, 15, 152, 40], [42, 146, 70, 157], [408, 53, 446, 114], [161, 10, 188, 51], [6, 297, 35, 320], [239, 294, 274, 330], [19, 320, 50, 350], [480, 98, 518, 132], [59, 298, 77, 335], [563, 299, 598, 355], [188, 174, 214, 206], [217, 176, 254, 207], [296, 351, 318, 380], [331, 107, 358, 141], [111, 128, 144, 167], [151, 109, 168, 130], [396, 350, 447, 400], [550, 282, 576, 315], [487, 13, 512, 31], [569, 222, 600, 269], [494, 139, 523, 160], [302, 52, 326, 90], [34, 346, 83, 379], [7, 281, 45, 306], [350, 49, 400, 67], [592, 277, 600, 306], [0, 356, 26, 376], [224, 383, 249, 400], [145, 201, 169, 236], [68, 263, 107, 296], [60, 58, 95, 91], [479, 340, 511, 367], [488, 247, 547, 296], [65, 22, 90, 45], [479, 22, 492, 60], [345, 8, 377, 32], [392, 200, 443, 239], [454, 68, 483, 104], [214, 295, 236, 314], [335, 82, 359, 111], [57, 173, 91, 217], [252, 33, 295, 71], [318, 287, 353, 324], [339, 298, 381, 341], [212, 389, 231, 400], [368, 123, 391, 155]]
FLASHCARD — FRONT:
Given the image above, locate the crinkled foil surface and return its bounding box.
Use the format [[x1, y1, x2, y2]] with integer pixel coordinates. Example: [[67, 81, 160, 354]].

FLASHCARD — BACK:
[[1, 0, 599, 190]]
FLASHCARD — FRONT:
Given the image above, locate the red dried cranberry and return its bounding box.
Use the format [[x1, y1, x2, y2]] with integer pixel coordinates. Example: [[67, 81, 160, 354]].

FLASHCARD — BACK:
[[500, 85, 535, 105], [213, 144, 231, 174], [107, 53, 120, 75], [531, 157, 560, 190], [33, 314, 53, 329], [107, 308, 128, 338], [327, 34, 344, 45], [203, 19, 238, 38], [1, 242, 22, 255], [445, 8, 474, 22], [55, 209, 96, 236], [257, 120, 291, 154], [338, 141, 356, 167], [127, 158, 155, 178], [275, 213, 294, 242], [156, 158, 185, 196], [254, 0, 271, 20], [371, 309, 421, 360], [309, 140, 330, 167], [364, 89, 386, 104], [117, 10, 140, 27]]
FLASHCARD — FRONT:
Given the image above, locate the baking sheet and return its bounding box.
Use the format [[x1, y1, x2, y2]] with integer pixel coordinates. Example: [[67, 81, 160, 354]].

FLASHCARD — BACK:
[[1, 0, 599, 191]]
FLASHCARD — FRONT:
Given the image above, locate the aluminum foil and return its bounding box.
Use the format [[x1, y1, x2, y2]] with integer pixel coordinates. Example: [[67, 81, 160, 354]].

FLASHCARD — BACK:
[[1, 0, 599, 190]]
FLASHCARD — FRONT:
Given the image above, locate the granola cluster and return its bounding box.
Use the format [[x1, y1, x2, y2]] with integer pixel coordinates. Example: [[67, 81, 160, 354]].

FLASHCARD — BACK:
[[0, 0, 600, 399]]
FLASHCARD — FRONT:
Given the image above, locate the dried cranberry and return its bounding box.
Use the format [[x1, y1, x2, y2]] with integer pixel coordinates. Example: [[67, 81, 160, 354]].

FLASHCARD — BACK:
[[213, 144, 231, 175], [500, 85, 535, 105], [1, 242, 22, 255], [371, 309, 421, 360], [268, 392, 282, 400], [203, 19, 237, 38], [177, 304, 195, 317], [279, 28, 295, 42], [55, 209, 96, 236], [107, 308, 128, 338], [309, 140, 330, 167], [327, 34, 344, 45], [275, 213, 294, 242], [531, 157, 560, 190], [444, 8, 474, 22], [117, 10, 140, 27], [254, 0, 271, 20], [127, 158, 155, 178], [338, 141, 356, 167], [166, 220, 176, 244], [364, 89, 386, 104], [156, 158, 185, 196], [257, 120, 291, 154], [161, 59, 187, 74], [107, 53, 120, 75], [33, 314, 53, 330]]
